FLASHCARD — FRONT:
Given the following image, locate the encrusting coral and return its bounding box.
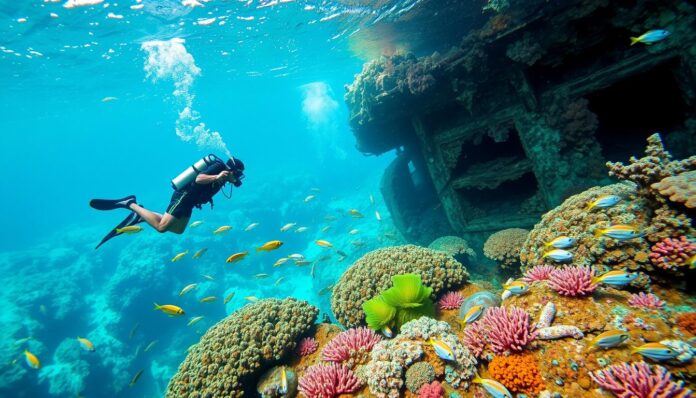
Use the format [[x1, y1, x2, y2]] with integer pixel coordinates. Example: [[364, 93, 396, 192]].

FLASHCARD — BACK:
[[651, 170, 696, 209], [487, 353, 544, 394], [332, 245, 468, 328], [165, 298, 318, 398], [483, 228, 529, 268]]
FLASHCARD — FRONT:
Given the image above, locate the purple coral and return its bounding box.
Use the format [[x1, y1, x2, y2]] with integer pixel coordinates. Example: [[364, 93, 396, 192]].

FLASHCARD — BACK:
[[296, 337, 318, 357], [438, 291, 465, 310], [548, 266, 597, 297], [628, 292, 665, 310], [521, 264, 555, 283], [590, 362, 692, 398], [321, 327, 381, 363], [481, 306, 537, 355], [298, 363, 362, 398]]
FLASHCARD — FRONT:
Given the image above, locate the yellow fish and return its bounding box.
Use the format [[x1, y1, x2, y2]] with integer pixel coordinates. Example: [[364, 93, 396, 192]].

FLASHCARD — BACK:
[[273, 258, 289, 267], [279, 366, 288, 394], [459, 305, 484, 325], [586, 195, 621, 210], [187, 316, 204, 326], [223, 292, 235, 304], [116, 225, 143, 234], [24, 350, 40, 369], [199, 296, 217, 303], [171, 251, 188, 262], [179, 283, 198, 296], [189, 220, 204, 228], [349, 209, 364, 218], [630, 342, 679, 361], [76, 336, 95, 352], [315, 239, 333, 248], [255, 273, 270, 279], [153, 303, 185, 316], [192, 248, 207, 259], [245, 296, 259, 302], [274, 276, 285, 286], [473, 374, 512, 398], [213, 225, 232, 235], [226, 251, 249, 263], [256, 240, 283, 252], [688, 254, 695, 269], [427, 339, 455, 361], [594, 225, 644, 240], [586, 330, 629, 350]]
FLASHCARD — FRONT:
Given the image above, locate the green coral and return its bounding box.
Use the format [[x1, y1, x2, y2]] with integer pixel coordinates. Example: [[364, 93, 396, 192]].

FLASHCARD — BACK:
[[362, 274, 435, 331]]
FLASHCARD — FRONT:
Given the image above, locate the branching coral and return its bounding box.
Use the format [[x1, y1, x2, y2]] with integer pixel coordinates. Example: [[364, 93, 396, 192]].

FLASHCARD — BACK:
[[438, 291, 465, 310], [649, 236, 696, 271], [488, 353, 544, 394], [165, 298, 318, 397], [321, 327, 381, 367], [481, 306, 537, 355], [590, 362, 692, 398], [547, 266, 597, 297], [298, 363, 362, 398], [483, 228, 529, 268], [332, 245, 468, 328], [296, 337, 318, 357]]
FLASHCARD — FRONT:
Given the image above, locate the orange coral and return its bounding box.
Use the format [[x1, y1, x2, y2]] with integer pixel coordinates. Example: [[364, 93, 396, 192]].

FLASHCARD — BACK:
[[677, 312, 696, 335], [488, 353, 545, 394]]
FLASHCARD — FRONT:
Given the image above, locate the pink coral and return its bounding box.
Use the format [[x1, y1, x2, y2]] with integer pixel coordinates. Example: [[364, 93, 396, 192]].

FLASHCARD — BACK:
[[628, 292, 665, 310], [462, 320, 487, 358], [296, 337, 319, 357], [547, 266, 597, 297], [521, 265, 555, 283], [298, 363, 362, 398], [321, 327, 381, 364], [649, 236, 696, 271], [438, 291, 465, 310], [590, 362, 692, 398], [481, 306, 537, 355], [418, 381, 445, 398]]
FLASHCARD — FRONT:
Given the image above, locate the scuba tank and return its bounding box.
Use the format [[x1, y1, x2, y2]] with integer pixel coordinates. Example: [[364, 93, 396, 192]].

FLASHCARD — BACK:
[[171, 154, 223, 191]]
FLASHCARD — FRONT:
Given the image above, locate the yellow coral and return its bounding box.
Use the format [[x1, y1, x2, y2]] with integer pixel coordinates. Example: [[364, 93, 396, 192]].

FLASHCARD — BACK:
[[488, 353, 544, 394]]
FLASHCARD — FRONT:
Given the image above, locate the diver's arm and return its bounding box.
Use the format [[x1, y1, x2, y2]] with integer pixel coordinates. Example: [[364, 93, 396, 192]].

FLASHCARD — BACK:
[[195, 171, 229, 185]]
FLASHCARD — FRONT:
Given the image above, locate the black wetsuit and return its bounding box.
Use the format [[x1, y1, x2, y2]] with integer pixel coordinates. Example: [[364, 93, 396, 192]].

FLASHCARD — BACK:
[[166, 161, 227, 219]]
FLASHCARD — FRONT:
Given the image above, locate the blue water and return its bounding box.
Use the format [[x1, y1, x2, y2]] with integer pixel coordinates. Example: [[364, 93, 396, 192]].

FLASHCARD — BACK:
[[0, 1, 449, 396]]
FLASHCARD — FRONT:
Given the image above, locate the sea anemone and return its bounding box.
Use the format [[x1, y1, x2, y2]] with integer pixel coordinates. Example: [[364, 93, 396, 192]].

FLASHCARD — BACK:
[[296, 337, 318, 357], [438, 291, 465, 310], [547, 266, 597, 297], [521, 264, 555, 283], [481, 306, 537, 355], [628, 292, 665, 310], [321, 327, 381, 366], [590, 362, 692, 398], [298, 363, 362, 398]]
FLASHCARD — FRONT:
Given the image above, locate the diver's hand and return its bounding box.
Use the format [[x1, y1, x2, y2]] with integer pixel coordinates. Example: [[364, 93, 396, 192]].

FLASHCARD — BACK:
[[216, 170, 230, 182]]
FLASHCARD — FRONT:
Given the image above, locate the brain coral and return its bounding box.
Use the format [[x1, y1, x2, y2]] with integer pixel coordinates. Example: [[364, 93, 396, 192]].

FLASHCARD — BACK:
[[331, 245, 469, 328], [165, 298, 318, 398], [483, 228, 529, 268]]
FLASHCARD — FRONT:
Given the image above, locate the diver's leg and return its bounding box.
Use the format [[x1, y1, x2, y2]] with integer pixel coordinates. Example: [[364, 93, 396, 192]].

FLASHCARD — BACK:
[[128, 203, 165, 231], [163, 214, 190, 235]]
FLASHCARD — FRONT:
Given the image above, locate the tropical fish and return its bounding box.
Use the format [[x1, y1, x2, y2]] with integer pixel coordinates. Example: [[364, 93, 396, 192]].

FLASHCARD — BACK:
[[128, 323, 139, 340], [349, 209, 364, 218], [171, 251, 188, 262], [255, 273, 270, 279], [323, 215, 337, 222], [14, 337, 33, 346], [273, 258, 289, 267], [144, 340, 158, 353], [101, 96, 118, 102], [226, 251, 249, 263], [586, 195, 621, 210], [274, 276, 285, 286], [280, 223, 296, 232], [244, 222, 259, 231], [427, 339, 455, 361], [129, 369, 144, 387], [542, 249, 573, 262], [690, 254, 696, 269], [304, 195, 316, 203], [318, 284, 334, 296], [116, 225, 143, 234], [630, 29, 671, 46], [349, 229, 359, 235], [153, 303, 185, 316], [295, 226, 309, 233], [336, 250, 348, 257], [631, 342, 679, 361], [257, 240, 283, 252], [472, 374, 512, 398], [594, 225, 645, 240], [245, 296, 259, 302], [23, 350, 40, 369], [279, 366, 288, 395], [213, 225, 232, 235], [381, 325, 393, 338], [375, 210, 382, 221], [315, 240, 333, 248], [544, 236, 575, 249], [223, 292, 235, 304], [295, 260, 312, 266], [187, 316, 204, 326], [586, 330, 629, 350], [351, 240, 365, 247], [503, 281, 529, 295], [591, 270, 638, 286], [179, 283, 198, 296], [288, 254, 305, 260], [460, 305, 484, 325], [321, 226, 331, 233], [199, 296, 217, 303], [369, 194, 375, 204], [192, 248, 207, 259], [76, 336, 95, 352], [201, 274, 215, 281], [311, 262, 316, 279], [189, 220, 204, 228]]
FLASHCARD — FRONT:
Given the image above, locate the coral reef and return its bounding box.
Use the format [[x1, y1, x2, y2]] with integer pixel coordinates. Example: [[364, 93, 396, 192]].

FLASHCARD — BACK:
[[332, 245, 468, 328], [506, 32, 545, 66], [479, 306, 537, 355], [298, 362, 362, 398], [651, 170, 696, 208], [427, 236, 477, 262], [487, 353, 544, 394], [257, 366, 297, 398], [547, 266, 597, 297], [405, 361, 436, 393], [521, 264, 555, 283], [418, 381, 445, 398], [438, 291, 465, 311], [297, 337, 319, 357], [165, 298, 318, 397], [321, 327, 381, 367], [676, 312, 696, 335], [590, 362, 692, 398], [649, 236, 696, 271], [627, 292, 665, 310], [38, 338, 89, 396], [483, 228, 529, 268]]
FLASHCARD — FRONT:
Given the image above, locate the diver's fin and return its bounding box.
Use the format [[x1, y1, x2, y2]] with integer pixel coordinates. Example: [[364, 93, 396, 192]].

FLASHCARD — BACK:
[[89, 195, 136, 211], [95, 212, 137, 250]]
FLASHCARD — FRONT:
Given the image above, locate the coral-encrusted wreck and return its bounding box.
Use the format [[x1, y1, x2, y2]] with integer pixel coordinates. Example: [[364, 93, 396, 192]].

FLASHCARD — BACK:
[[344, 0, 696, 244]]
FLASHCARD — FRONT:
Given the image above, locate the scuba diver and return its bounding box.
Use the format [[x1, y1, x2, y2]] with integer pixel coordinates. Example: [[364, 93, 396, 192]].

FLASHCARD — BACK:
[[90, 154, 245, 249]]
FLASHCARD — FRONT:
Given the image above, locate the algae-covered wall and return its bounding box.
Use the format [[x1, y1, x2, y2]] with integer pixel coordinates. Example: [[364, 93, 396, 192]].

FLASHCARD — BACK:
[[344, 0, 696, 241]]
